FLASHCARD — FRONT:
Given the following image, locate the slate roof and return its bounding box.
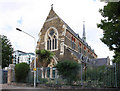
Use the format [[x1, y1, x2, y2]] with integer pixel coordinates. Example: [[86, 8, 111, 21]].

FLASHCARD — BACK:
[[90, 58, 108, 66], [67, 48, 109, 66]]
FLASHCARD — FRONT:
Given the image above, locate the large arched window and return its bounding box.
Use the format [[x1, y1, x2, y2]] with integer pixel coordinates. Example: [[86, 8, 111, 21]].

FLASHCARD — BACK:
[[45, 27, 58, 51]]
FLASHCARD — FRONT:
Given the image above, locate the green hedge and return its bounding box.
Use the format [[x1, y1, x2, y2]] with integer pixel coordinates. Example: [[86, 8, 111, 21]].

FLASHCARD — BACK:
[[15, 63, 30, 82]]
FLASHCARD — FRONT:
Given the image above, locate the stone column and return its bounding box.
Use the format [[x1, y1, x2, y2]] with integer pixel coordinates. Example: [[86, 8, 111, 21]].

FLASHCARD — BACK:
[[45, 67, 47, 78], [7, 68, 12, 84], [7, 64, 15, 84], [50, 67, 52, 78]]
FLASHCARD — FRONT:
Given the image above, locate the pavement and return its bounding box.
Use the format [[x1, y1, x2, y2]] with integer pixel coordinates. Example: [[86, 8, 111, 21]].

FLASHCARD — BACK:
[[1, 84, 36, 89], [0, 84, 63, 91], [0, 84, 48, 91]]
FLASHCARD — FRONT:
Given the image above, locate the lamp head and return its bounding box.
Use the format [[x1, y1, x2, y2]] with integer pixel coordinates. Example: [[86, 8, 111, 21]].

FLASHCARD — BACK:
[[16, 28, 22, 31]]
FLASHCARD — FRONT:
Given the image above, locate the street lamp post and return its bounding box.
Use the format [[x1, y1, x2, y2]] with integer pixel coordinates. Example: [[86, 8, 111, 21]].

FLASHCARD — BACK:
[[16, 28, 36, 88]]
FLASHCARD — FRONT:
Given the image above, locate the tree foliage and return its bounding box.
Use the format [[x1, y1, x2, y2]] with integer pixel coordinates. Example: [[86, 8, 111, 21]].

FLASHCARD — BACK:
[[36, 49, 54, 67], [15, 63, 30, 82], [1, 35, 13, 68], [36, 49, 54, 78], [56, 60, 80, 84], [97, 2, 120, 62]]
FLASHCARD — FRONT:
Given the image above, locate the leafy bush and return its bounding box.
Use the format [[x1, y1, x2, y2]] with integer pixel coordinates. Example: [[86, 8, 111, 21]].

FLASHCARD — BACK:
[[38, 77, 48, 84], [56, 60, 80, 85], [15, 63, 30, 82]]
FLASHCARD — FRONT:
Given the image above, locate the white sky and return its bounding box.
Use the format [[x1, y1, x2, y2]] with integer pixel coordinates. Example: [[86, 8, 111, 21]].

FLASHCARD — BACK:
[[0, 0, 114, 59]]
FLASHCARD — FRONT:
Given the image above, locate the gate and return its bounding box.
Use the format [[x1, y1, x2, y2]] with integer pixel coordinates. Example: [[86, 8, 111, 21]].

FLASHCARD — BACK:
[[2, 70, 8, 84]]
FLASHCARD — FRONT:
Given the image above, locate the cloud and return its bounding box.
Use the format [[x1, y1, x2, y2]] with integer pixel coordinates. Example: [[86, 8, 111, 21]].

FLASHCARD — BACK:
[[17, 17, 23, 25], [0, 0, 114, 59]]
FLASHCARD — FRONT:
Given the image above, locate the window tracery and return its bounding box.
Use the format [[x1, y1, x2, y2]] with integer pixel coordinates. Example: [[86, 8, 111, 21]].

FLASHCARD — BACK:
[[45, 28, 58, 51]]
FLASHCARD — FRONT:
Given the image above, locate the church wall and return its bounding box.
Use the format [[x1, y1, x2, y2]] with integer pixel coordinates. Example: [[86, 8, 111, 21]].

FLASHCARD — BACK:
[[38, 16, 70, 61]]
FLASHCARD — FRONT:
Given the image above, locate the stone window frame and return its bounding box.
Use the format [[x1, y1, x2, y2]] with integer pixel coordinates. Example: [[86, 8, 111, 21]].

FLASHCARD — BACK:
[[45, 27, 58, 51]]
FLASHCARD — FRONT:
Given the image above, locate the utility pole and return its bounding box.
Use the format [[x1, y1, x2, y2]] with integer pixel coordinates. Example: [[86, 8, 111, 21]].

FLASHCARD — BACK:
[[16, 28, 36, 88]]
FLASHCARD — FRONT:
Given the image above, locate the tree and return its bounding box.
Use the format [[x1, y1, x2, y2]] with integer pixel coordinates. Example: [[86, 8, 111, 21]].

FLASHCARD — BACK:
[[1, 35, 13, 68], [36, 49, 54, 78], [15, 63, 30, 82], [97, 2, 120, 62], [56, 60, 80, 85]]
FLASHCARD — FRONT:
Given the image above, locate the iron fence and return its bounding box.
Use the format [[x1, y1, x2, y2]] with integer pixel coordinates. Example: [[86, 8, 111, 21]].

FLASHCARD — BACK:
[[6, 62, 120, 88]]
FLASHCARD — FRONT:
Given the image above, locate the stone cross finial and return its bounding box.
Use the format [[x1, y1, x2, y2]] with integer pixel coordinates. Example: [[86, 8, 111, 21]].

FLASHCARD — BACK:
[[51, 4, 53, 9]]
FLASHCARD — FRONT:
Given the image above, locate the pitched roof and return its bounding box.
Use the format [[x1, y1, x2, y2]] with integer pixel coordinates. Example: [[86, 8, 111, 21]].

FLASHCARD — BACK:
[[46, 8, 58, 20], [90, 58, 108, 66], [67, 48, 109, 66]]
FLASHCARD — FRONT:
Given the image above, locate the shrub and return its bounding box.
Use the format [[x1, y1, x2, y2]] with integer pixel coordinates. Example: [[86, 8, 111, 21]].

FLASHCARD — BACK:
[[56, 60, 80, 85], [38, 77, 48, 84], [15, 63, 30, 82]]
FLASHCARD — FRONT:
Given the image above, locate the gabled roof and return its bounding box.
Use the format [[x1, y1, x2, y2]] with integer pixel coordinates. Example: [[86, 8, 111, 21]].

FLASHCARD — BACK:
[[45, 8, 79, 39], [46, 8, 59, 21]]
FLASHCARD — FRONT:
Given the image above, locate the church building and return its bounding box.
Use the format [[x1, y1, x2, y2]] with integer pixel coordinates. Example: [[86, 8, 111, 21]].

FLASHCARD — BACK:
[[36, 5, 98, 69]]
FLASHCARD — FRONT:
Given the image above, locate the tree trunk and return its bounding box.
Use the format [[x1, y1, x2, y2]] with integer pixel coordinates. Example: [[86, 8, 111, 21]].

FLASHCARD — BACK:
[[42, 67, 46, 78]]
